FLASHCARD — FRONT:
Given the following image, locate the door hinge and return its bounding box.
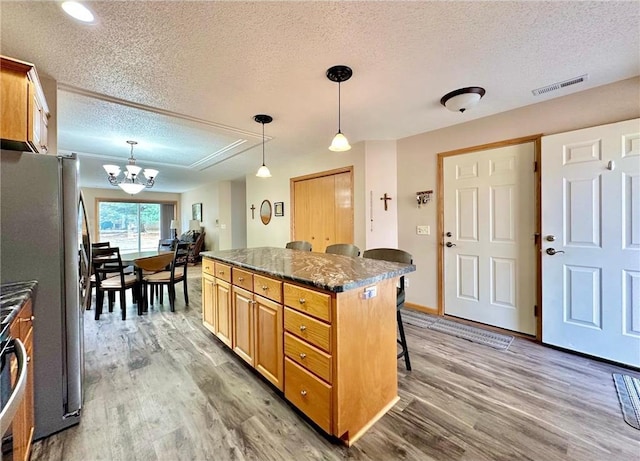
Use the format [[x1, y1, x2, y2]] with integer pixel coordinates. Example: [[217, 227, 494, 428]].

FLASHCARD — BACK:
[[533, 161, 538, 172], [534, 305, 539, 317]]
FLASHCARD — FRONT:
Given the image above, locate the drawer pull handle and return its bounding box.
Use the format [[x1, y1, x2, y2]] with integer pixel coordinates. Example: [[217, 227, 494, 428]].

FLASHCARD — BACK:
[[299, 298, 306, 304], [262, 286, 268, 291], [219, 271, 225, 275], [238, 277, 244, 282], [300, 390, 307, 397], [299, 353, 306, 359], [299, 325, 307, 332]]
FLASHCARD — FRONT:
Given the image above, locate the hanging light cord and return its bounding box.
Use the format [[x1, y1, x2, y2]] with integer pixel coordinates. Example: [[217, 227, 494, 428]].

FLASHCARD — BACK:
[[337, 81, 342, 133], [261, 121, 266, 166]]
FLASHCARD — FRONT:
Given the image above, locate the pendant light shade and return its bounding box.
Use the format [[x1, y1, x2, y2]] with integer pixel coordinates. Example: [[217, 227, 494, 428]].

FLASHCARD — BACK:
[[326, 65, 352, 152], [254, 114, 273, 178]]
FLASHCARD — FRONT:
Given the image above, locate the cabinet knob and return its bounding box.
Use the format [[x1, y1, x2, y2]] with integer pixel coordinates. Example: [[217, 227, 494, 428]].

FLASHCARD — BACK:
[[261, 285, 268, 291], [219, 270, 225, 275], [299, 353, 306, 359], [300, 390, 307, 397], [299, 298, 306, 304], [238, 277, 244, 282], [299, 325, 307, 332]]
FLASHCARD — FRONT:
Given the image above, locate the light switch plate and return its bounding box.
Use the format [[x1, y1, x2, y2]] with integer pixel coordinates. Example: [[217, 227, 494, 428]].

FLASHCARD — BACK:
[[417, 225, 430, 235]]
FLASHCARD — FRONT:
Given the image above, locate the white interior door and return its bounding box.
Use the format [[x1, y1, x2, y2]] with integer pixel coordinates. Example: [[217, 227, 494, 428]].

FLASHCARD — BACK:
[[541, 118, 640, 367], [443, 143, 536, 334]]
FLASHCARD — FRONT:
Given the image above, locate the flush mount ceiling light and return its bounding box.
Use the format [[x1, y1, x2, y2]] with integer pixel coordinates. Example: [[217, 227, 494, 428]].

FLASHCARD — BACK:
[[61, 1, 95, 23], [326, 65, 353, 152], [254, 114, 273, 178], [440, 87, 486, 113], [103, 141, 159, 195]]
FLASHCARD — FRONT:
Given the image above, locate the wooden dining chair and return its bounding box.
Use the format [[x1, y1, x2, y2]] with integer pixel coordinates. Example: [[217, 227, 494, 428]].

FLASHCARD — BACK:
[[325, 243, 360, 257], [133, 252, 174, 314], [139, 243, 190, 312], [285, 240, 312, 251], [362, 248, 413, 371], [92, 246, 138, 320]]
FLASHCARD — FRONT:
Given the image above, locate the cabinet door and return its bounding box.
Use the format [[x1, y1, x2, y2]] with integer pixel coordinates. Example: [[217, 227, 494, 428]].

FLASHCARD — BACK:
[[202, 273, 216, 334], [255, 294, 283, 390], [232, 286, 255, 366], [215, 279, 232, 347]]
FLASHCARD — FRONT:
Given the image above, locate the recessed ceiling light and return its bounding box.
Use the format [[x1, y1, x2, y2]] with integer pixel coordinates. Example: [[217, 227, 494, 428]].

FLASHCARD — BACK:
[[61, 2, 95, 23]]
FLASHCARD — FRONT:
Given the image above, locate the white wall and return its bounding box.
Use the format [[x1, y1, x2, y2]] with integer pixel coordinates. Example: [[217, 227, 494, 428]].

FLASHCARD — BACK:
[[80, 187, 181, 241], [180, 182, 219, 252], [231, 180, 247, 249], [397, 76, 640, 310], [364, 140, 398, 249], [246, 142, 367, 250]]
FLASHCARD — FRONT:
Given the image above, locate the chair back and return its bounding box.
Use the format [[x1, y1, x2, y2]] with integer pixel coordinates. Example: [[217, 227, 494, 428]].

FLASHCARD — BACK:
[[92, 247, 126, 288], [171, 242, 190, 279], [158, 239, 175, 251], [91, 242, 111, 249], [325, 243, 360, 257], [286, 240, 312, 251], [362, 248, 413, 308]]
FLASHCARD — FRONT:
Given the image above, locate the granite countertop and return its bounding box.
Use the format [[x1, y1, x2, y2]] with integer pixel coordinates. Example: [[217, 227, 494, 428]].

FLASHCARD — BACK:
[[1, 281, 37, 340], [201, 247, 415, 293]]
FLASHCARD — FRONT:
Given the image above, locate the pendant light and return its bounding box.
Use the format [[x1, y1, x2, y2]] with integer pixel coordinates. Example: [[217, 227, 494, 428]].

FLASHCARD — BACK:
[[326, 65, 352, 152], [254, 114, 273, 178]]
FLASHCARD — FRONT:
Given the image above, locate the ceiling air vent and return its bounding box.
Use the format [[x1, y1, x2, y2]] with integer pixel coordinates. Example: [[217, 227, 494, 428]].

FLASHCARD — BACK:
[[532, 74, 588, 96]]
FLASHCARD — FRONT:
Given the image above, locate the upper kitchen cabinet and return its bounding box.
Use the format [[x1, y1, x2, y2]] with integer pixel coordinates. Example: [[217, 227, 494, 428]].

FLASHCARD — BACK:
[[1, 56, 49, 154]]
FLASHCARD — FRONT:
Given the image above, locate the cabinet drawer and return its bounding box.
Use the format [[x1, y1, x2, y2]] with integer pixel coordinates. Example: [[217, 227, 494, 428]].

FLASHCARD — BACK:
[[202, 258, 215, 276], [254, 274, 282, 303], [284, 307, 331, 353], [232, 267, 254, 291], [284, 332, 332, 383], [283, 284, 331, 322], [285, 358, 332, 434], [214, 262, 232, 283]]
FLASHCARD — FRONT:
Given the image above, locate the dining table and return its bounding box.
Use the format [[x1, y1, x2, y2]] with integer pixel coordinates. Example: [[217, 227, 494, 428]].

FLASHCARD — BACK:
[[123, 250, 173, 315], [120, 250, 171, 265]]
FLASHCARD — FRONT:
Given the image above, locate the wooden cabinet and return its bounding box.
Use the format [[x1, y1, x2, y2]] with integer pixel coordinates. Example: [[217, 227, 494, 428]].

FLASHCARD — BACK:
[[8, 299, 35, 461], [201, 254, 400, 445], [203, 258, 284, 391], [1, 56, 49, 153], [202, 266, 216, 334], [215, 279, 232, 347], [231, 285, 254, 365]]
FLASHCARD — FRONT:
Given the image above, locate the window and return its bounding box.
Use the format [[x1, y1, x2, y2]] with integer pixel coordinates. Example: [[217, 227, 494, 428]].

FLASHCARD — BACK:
[[97, 201, 175, 252]]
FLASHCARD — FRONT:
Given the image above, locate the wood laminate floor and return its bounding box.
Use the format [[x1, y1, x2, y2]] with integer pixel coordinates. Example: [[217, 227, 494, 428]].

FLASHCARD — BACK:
[[33, 266, 639, 461]]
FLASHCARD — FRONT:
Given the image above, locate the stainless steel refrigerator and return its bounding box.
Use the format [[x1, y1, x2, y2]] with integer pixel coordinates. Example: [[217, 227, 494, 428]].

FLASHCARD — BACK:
[[0, 151, 82, 439]]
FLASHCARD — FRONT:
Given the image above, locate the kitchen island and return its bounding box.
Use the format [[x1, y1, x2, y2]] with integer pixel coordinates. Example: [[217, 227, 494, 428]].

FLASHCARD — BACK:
[[201, 247, 415, 445]]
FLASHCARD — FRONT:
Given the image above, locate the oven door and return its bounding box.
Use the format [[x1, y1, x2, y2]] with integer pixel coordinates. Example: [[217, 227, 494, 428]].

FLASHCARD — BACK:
[[1, 338, 28, 452]]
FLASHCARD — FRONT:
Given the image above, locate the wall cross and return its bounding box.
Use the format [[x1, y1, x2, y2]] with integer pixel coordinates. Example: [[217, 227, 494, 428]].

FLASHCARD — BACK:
[[380, 193, 392, 211], [250, 204, 256, 219]]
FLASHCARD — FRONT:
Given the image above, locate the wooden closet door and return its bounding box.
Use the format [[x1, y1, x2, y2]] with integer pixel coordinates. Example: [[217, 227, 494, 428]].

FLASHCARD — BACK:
[[291, 168, 353, 253]]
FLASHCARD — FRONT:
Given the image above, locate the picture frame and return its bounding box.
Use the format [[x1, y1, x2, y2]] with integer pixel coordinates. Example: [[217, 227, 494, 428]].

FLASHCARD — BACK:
[[192, 203, 202, 222], [274, 201, 284, 217]]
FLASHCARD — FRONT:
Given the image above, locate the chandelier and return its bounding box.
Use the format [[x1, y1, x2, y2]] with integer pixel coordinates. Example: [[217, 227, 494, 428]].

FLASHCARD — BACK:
[[103, 141, 159, 195]]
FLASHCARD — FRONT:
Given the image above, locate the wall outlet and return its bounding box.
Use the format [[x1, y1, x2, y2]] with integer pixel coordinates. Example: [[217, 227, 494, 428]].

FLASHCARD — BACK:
[[405, 278, 410, 287], [417, 225, 430, 235]]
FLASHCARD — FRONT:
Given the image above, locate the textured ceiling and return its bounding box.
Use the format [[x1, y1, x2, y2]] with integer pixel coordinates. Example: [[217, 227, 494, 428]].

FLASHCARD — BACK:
[[1, 1, 638, 192]]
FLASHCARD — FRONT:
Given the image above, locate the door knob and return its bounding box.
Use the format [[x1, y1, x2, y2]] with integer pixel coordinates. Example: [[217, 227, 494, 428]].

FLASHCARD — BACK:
[[445, 242, 456, 248], [546, 248, 565, 255]]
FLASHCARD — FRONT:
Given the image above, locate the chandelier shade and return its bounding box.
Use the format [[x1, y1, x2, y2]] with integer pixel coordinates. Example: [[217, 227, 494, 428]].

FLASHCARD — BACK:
[[327, 65, 352, 152], [254, 114, 273, 178], [103, 140, 158, 194]]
